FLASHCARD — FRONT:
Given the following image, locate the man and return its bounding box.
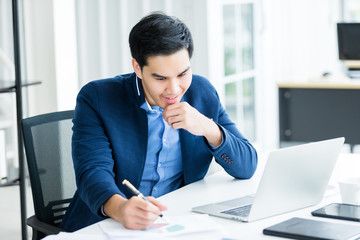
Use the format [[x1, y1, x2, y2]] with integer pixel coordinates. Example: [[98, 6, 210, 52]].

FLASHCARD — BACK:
[[61, 12, 257, 232]]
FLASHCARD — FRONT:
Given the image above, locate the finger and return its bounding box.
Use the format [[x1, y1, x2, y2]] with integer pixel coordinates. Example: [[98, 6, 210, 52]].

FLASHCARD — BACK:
[[163, 107, 182, 122], [124, 204, 159, 228], [147, 197, 168, 211], [131, 198, 162, 220], [164, 107, 188, 125], [133, 221, 153, 230], [124, 218, 154, 230], [170, 121, 185, 130], [119, 198, 159, 230], [164, 101, 184, 111], [133, 210, 159, 224], [163, 102, 188, 117], [125, 197, 159, 222], [166, 115, 184, 127], [129, 196, 154, 208]]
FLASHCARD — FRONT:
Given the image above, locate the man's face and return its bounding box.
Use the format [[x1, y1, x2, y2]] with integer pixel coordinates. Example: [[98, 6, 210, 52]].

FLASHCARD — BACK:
[[133, 48, 192, 109]]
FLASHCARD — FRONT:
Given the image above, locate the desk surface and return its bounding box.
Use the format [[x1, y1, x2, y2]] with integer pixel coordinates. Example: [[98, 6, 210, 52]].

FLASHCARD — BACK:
[[51, 153, 360, 239], [277, 81, 360, 89], [277, 73, 360, 89]]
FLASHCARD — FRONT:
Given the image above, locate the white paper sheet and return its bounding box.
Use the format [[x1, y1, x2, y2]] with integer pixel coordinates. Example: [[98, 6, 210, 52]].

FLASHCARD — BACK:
[[42, 214, 239, 240], [98, 214, 233, 239]]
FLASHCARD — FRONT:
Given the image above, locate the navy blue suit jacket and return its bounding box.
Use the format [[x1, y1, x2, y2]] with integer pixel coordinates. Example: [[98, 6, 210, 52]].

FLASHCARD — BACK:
[[61, 73, 257, 231]]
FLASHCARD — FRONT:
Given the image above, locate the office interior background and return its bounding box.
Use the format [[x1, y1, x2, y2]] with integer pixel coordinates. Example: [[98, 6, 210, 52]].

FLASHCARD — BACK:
[[0, 0, 359, 239]]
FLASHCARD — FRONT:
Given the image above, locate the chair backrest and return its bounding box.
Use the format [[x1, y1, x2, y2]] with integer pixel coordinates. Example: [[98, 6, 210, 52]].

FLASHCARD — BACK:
[[21, 110, 76, 227]]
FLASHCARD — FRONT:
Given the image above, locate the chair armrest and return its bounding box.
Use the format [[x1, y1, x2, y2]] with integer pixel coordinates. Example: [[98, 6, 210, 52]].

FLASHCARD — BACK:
[[26, 215, 62, 235]]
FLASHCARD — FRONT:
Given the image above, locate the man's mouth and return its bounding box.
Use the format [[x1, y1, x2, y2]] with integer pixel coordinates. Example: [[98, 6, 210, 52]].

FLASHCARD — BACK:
[[163, 95, 179, 104]]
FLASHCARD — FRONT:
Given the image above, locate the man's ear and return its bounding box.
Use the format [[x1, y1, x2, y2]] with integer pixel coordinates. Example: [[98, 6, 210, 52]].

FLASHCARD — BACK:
[[132, 58, 142, 79]]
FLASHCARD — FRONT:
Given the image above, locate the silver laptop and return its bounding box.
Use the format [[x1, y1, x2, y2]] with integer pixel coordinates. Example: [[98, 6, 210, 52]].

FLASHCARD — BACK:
[[192, 137, 345, 222]]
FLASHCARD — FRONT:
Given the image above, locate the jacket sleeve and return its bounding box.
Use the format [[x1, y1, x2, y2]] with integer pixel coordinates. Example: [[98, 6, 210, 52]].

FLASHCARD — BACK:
[[205, 96, 258, 179], [72, 83, 124, 217]]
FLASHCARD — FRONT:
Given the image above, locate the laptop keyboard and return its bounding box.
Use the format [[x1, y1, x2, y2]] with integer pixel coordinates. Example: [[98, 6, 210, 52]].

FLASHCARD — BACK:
[[220, 204, 252, 217]]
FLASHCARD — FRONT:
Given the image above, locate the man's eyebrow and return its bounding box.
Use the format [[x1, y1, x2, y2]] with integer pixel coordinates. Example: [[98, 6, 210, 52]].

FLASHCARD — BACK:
[[151, 66, 191, 78], [152, 73, 166, 78], [178, 66, 191, 76]]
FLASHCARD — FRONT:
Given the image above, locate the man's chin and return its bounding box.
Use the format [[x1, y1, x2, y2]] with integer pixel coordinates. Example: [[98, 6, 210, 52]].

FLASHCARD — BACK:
[[161, 102, 180, 109]]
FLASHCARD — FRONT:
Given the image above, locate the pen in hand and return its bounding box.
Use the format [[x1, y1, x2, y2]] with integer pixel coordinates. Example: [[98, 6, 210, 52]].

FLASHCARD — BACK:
[[122, 179, 170, 223]]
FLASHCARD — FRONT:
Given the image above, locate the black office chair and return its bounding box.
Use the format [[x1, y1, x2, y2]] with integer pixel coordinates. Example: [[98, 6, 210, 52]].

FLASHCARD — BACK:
[[21, 110, 76, 240]]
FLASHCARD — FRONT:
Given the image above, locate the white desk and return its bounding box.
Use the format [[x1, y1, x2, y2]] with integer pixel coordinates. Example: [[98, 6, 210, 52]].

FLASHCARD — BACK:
[[49, 153, 360, 239]]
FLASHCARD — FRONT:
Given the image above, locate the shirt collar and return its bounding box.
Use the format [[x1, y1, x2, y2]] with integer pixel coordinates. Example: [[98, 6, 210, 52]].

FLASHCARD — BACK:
[[140, 98, 163, 113]]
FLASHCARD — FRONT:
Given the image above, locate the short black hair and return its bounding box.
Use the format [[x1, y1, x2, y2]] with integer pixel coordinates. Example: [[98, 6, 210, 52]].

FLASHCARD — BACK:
[[129, 12, 193, 69]]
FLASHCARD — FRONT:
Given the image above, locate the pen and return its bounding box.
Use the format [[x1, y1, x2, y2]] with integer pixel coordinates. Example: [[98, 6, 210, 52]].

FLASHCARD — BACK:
[[122, 179, 170, 223]]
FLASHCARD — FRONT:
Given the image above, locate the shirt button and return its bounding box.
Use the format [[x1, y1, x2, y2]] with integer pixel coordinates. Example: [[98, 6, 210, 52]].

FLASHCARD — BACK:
[[163, 138, 167, 143], [154, 187, 158, 191]]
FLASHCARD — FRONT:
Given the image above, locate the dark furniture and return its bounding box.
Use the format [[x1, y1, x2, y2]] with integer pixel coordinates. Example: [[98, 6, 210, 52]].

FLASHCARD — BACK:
[[0, 81, 41, 94], [278, 82, 360, 152], [21, 110, 76, 240]]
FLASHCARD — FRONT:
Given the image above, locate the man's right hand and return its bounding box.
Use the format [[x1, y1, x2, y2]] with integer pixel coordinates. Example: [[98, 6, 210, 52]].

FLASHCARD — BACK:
[[103, 194, 167, 229]]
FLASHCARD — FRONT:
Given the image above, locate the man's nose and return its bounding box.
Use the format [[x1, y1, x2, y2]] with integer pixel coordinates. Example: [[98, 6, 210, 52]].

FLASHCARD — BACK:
[[167, 78, 180, 93]]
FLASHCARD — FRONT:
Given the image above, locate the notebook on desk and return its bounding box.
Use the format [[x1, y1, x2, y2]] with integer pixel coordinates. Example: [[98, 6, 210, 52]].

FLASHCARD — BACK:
[[263, 217, 360, 240], [192, 137, 345, 222]]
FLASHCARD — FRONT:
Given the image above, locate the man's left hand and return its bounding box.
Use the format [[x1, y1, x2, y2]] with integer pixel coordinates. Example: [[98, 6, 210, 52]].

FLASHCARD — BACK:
[[162, 102, 222, 147]]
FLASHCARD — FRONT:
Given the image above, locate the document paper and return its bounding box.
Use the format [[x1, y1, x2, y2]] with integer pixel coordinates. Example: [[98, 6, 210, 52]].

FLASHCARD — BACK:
[[99, 214, 228, 239]]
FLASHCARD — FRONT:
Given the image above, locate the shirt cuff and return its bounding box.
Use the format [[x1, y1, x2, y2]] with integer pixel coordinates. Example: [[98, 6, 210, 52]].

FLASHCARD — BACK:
[[100, 204, 107, 217]]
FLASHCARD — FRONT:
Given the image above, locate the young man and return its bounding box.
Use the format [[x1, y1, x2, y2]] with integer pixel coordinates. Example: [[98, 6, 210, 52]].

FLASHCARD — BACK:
[[61, 12, 257, 232]]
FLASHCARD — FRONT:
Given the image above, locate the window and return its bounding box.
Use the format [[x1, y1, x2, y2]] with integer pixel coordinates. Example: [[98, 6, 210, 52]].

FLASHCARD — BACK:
[[343, 0, 360, 21], [223, 2, 256, 141]]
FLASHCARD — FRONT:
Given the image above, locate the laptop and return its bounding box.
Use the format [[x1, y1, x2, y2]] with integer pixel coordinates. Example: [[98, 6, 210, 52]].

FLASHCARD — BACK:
[[192, 137, 345, 222]]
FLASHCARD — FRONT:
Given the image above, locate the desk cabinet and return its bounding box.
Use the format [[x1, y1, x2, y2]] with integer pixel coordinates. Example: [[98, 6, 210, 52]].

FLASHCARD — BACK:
[[278, 82, 360, 150]]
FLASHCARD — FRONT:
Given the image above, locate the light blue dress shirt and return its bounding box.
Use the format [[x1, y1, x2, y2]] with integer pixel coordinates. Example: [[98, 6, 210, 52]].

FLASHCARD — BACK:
[[138, 101, 183, 198]]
